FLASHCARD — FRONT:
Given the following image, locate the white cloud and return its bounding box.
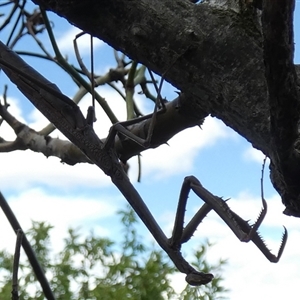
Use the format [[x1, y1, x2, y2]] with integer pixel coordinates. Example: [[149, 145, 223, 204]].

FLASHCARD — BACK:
[[128, 117, 236, 180], [243, 146, 266, 163], [27, 108, 50, 130], [0, 150, 112, 190], [207, 229, 300, 299], [0, 188, 120, 253]]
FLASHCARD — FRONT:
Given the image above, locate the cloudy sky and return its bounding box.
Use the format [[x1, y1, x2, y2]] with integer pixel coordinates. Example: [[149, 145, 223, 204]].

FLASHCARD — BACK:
[[1, 2, 300, 299]]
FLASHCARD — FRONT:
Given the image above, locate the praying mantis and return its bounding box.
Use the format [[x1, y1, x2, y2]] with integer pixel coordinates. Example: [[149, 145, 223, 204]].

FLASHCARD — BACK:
[[0, 41, 287, 286]]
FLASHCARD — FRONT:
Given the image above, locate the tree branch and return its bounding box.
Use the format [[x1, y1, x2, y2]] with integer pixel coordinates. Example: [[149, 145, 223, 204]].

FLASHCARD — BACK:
[[0, 98, 92, 164]]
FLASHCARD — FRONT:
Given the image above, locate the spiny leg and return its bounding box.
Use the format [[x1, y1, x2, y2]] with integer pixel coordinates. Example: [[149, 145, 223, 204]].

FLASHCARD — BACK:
[[169, 176, 287, 264], [228, 210, 287, 262], [169, 176, 250, 246], [178, 157, 272, 244], [244, 156, 288, 262], [180, 202, 213, 244], [245, 155, 269, 242], [190, 176, 287, 258], [168, 177, 215, 286], [181, 198, 287, 262], [169, 176, 191, 249], [189, 176, 257, 241]]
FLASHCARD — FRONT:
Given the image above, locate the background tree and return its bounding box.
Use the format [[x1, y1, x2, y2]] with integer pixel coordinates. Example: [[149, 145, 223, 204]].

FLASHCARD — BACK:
[[0, 206, 228, 299]]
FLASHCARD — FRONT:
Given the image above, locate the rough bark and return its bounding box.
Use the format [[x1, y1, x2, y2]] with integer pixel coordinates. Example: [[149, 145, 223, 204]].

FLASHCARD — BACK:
[[30, 0, 300, 216], [262, 0, 300, 216], [33, 0, 269, 150]]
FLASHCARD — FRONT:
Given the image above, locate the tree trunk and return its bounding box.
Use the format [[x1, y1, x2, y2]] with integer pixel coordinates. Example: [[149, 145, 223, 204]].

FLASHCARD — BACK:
[[31, 0, 300, 216]]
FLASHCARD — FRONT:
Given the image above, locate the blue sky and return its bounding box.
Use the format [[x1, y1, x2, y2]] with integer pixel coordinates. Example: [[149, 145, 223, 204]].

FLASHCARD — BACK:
[[1, 2, 300, 299]]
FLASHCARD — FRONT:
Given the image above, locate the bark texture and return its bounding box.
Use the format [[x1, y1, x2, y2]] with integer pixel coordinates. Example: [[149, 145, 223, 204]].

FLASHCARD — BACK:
[[31, 0, 300, 216]]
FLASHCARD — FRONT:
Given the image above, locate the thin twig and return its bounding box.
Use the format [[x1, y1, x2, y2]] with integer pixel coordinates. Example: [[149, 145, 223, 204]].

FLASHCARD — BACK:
[[40, 8, 118, 123], [126, 61, 138, 120], [0, 0, 19, 31], [26, 11, 51, 58], [6, 0, 26, 48], [73, 32, 92, 81], [90, 34, 95, 109]]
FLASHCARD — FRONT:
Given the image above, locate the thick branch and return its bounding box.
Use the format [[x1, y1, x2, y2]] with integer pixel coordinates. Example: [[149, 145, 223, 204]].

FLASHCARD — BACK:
[[0, 100, 91, 164], [114, 94, 206, 162]]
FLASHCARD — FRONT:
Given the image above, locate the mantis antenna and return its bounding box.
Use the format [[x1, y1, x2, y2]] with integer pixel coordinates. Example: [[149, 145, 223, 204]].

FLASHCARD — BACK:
[[87, 33, 96, 125], [90, 34, 95, 111]]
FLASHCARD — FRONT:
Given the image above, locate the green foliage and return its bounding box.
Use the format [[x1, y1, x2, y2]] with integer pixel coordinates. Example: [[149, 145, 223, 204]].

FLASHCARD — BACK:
[[0, 206, 228, 299]]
